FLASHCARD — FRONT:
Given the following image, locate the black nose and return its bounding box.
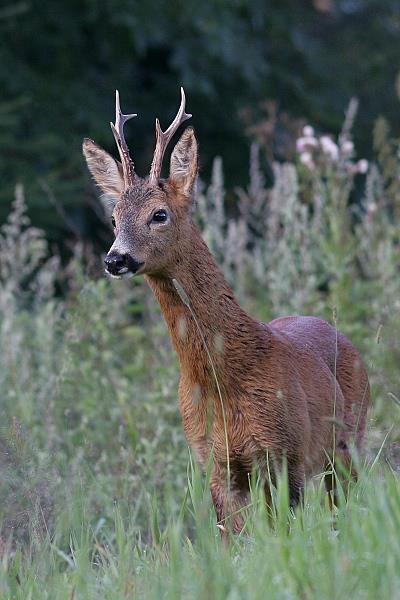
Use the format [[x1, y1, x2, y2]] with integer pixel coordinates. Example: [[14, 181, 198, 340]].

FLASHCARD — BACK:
[[104, 252, 127, 275]]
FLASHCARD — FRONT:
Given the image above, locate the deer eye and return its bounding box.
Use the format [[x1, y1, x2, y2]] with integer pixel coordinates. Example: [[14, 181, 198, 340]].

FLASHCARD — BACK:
[[151, 209, 168, 223], [111, 216, 116, 228]]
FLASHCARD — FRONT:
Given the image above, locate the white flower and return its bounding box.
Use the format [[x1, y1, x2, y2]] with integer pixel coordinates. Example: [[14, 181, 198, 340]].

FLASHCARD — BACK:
[[296, 136, 318, 153], [341, 140, 354, 156], [367, 202, 377, 213], [299, 151, 315, 170], [356, 159, 369, 174], [320, 136, 339, 161], [303, 125, 315, 137]]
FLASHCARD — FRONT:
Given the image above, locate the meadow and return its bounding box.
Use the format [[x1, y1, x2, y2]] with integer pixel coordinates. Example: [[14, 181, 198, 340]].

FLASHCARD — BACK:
[[0, 111, 399, 598]]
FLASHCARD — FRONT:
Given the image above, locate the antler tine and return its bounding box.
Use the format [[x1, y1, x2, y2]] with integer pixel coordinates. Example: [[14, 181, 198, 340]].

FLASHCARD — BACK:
[[110, 90, 137, 190], [149, 87, 192, 184]]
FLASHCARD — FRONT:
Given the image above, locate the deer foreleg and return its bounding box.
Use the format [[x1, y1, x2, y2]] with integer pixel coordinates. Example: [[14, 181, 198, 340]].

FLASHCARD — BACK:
[[210, 463, 249, 537]]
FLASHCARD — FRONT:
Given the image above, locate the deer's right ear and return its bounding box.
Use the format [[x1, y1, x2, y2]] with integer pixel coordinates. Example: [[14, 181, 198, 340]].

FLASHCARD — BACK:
[[82, 138, 124, 203]]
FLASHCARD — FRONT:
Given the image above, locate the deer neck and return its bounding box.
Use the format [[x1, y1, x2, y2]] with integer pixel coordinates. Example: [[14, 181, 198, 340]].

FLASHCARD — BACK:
[[145, 224, 266, 395]]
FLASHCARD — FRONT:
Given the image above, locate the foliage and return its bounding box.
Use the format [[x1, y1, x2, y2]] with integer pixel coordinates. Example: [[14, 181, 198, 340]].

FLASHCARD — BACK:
[[1, 0, 400, 247], [0, 111, 399, 595], [1, 462, 400, 599]]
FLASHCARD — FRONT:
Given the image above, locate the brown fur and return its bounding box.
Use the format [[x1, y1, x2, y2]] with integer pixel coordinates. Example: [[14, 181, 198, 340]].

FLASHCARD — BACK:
[[83, 116, 370, 536]]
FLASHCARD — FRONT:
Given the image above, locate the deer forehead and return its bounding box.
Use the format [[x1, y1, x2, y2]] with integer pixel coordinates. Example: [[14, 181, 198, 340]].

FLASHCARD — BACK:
[[114, 184, 168, 219]]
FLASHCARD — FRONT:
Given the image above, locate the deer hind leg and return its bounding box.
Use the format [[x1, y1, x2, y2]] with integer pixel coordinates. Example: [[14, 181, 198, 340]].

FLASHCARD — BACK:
[[328, 356, 369, 505], [264, 457, 305, 518], [325, 440, 357, 508], [210, 462, 249, 538], [287, 459, 305, 509], [335, 343, 370, 454]]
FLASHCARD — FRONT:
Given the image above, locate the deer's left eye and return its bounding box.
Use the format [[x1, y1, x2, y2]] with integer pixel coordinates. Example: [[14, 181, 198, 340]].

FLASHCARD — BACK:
[[151, 209, 168, 223]]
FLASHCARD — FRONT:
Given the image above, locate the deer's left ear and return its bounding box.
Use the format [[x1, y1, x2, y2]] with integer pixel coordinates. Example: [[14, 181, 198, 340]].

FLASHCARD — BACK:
[[169, 127, 198, 197]]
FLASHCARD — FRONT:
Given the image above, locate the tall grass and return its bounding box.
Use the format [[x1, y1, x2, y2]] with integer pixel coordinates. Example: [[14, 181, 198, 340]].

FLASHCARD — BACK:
[[0, 112, 399, 597], [1, 462, 399, 598]]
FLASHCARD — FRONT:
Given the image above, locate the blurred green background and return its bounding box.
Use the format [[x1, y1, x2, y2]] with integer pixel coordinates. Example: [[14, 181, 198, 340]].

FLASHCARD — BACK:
[[1, 0, 399, 248], [1, 3, 400, 594]]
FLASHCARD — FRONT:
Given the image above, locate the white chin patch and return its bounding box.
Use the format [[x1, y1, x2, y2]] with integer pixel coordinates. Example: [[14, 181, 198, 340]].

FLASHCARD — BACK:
[[106, 270, 134, 280], [121, 271, 134, 279]]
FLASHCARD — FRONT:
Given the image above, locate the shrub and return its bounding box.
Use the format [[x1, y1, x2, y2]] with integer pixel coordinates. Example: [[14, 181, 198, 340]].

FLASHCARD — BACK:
[[0, 112, 399, 551]]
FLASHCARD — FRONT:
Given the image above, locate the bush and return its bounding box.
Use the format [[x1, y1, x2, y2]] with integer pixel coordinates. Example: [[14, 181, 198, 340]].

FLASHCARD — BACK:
[[0, 112, 399, 595]]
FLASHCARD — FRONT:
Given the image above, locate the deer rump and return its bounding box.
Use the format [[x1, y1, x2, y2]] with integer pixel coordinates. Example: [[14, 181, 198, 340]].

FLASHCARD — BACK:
[[267, 315, 369, 473]]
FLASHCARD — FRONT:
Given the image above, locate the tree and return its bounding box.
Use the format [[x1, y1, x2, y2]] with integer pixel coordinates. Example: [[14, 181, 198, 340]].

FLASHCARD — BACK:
[[0, 0, 399, 248]]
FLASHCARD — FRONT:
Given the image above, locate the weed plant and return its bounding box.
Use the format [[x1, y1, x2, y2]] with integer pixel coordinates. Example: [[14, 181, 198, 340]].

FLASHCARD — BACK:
[[0, 112, 399, 598]]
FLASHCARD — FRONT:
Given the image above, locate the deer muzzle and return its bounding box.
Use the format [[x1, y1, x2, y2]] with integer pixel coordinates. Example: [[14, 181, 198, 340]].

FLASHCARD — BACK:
[[104, 251, 144, 278]]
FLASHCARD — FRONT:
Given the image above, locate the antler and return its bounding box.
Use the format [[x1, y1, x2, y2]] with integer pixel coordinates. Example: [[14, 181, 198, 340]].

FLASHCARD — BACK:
[[110, 90, 137, 190], [149, 87, 192, 184]]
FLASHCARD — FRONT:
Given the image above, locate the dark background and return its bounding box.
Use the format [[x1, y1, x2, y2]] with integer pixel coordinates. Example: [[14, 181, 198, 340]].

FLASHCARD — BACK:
[[1, 0, 399, 250]]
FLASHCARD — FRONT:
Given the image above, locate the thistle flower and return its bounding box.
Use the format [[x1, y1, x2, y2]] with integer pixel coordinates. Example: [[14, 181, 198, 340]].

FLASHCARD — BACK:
[[296, 136, 318, 152], [340, 140, 354, 156], [302, 125, 315, 137], [299, 151, 315, 170], [356, 159, 369, 174], [320, 136, 339, 161]]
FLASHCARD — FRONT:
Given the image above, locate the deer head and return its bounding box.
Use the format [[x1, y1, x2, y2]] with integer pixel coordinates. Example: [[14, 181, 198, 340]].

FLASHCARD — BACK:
[[83, 88, 198, 278]]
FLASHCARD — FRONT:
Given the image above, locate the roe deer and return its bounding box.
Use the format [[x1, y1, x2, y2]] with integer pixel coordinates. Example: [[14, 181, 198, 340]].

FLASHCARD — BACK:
[[83, 88, 369, 534]]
